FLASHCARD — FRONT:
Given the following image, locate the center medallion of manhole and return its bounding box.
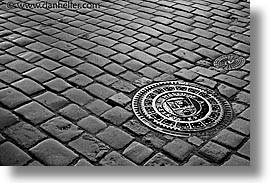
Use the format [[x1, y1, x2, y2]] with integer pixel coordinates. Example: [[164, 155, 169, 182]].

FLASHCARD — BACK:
[[214, 54, 246, 71], [132, 81, 232, 137]]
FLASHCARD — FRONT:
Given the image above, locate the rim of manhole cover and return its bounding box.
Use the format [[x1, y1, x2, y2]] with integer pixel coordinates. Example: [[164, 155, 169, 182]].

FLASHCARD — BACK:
[[214, 54, 246, 70], [132, 81, 233, 137]]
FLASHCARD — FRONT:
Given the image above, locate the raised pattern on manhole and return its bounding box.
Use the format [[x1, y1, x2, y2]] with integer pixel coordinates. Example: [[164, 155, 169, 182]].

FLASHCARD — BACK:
[[132, 81, 232, 137], [214, 54, 246, 70]]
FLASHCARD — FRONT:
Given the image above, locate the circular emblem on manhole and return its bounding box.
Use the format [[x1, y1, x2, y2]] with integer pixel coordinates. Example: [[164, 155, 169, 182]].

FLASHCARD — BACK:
[[132, 81, 232, 136], [214, 54, 246, 70]]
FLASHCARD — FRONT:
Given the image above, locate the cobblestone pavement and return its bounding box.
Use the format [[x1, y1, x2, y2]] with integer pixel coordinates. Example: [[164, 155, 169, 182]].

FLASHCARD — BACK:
[[0, 0, 250, 166]]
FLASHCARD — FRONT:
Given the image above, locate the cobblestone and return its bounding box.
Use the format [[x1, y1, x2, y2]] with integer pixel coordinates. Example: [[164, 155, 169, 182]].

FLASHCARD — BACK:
[[0, 0, 250, 166], [145, 153, 178, 166], [0, 142, 31, 166], [163, 139, 194, 161], [97, 126, 134, 150], [30, 139, 78, 166], [41, 117, 83, 142], [123, 141, 153, 164], [4, 122, 46, 148], [199, 141, 230, 163], [15, 102, 54, 125], [101, 106, 133, 126], [69, 134, 109, 162]]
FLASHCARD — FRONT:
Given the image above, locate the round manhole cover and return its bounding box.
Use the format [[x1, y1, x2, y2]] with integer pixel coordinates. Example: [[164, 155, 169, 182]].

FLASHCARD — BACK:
[[132, 81, 232, 137], [214, 54, 246, 70]]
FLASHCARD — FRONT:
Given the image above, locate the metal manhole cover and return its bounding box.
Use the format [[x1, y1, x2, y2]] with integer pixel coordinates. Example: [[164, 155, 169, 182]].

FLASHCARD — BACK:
[[132, 81, 232, 137], [214, 54, 246, 70]]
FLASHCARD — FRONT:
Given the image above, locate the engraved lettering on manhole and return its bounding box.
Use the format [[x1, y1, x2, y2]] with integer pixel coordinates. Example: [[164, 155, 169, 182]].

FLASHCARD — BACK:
[[132, 81, 232, 137], [214, 54, 246, 70]]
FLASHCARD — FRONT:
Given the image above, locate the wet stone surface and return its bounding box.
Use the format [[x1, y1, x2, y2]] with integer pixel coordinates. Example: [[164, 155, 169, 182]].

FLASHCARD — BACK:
[[0, 0, 250, 166]]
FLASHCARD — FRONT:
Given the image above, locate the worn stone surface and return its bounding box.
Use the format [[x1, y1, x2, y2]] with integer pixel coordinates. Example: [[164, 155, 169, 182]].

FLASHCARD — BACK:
[[0, 0, 250, 166]]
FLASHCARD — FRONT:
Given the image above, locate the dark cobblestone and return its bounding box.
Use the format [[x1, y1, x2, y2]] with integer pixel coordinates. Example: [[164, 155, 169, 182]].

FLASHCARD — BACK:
[[35, 92, 69, 111], [184, 155, 212, 166], [123, 141, 153, 164], [86, 83, 116, 100], [199, 141, 230, 163], [41, 117, 83, 142], [62, 88, 92, 106], [213, 129, 245, 149], [123, 119, 150, 136], [100, 151, 136, 166], [4, 121, 46, 148], [111, 80, 136, 93], [77, 116, 107, 134], [163, 139, 194, 161], [0, 107, 18, 130], [15, 102, 54, 125], [30, 139, 78, 166], [229, 118, 250, 136], [101, 106, 133, 126], [69, 134, 109, 162], [223, 155, 249, 166], [145, 153, 178, 166], [59, 104, 88, 122], [0, 142, 31, 166], [97, 126, 134, 150], [238, 140, 250, 158]]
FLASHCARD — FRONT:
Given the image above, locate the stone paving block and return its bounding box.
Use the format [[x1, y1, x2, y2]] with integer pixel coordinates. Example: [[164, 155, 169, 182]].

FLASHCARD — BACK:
[[213, 129, 245, 149], [0, 70, 22, 84], [112, 80, 137, 93], [138, 67, 161, 79], [41, 117, 83, 142], [218, 84, 239, 98], [42, 48, 69, 61], [26, 42, 51, 52], [76, 63, 104, 78], [74, 159, 93, 166], [5, 121, 46, 149], [53, 66, 76, 78], [97, 126, 134, 150], [120, 71, 140, 82], [69, 74, 93, 87], [101, 106, 133, 126], [30, 139, 78, 166], [124, 60, 145, 71], [195, 76, 217, 89], [86, 83, 116, 100], [19, 52, 43, 63], [85, 99, 112, 116], [35, 59, 61, 71], [24, 68, 55, 83], [229, 118, 250, 136], [111, 53, 131, 64], [123, 119, 150, 136], [191, 66, 219, 77], [77, 116, 107, 134], [12, 78, 44, 95], [199, 141, 230, 163], [6, 60, 34, 73], [232, 102, 247, 115], [163, 139, 194, 161], [239, 108, 250, 120], [0, 87, 30, 109], [62, 88, 92, 106], [35, 91, 69, 111], [235, 91, 250, 104], [143, 133, 166, 148], [184, 155, 212, 166], [152, 61, 177, 74], [91, 36, 118, 47], [108, 92, 131, 107], [215, 74, 249, 88], [187, 136, 204, 147], [91, 46, 117, 57], [195, 47, 222, 60], [15, 101, 54, 125], [59, 104, 88, 122], [238, 140, 250, 158], [100, 151, 136, 166], [129, 50, 157, 64], [223, 155, 249, 166], [45, 78, 72, 92], [0, 107, 18, 130], [123, 141, 153, 164], [69, 134, 109, 162], [173, 49, 202, 62], [174, 68, 199, 81], [60, 56, 84, 67], [145, 153, 178, 166], [0, 54, 14, 65], [27, 161, 43, 166], [0, 142, 31, 166], [104, 63, 126, 75]]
